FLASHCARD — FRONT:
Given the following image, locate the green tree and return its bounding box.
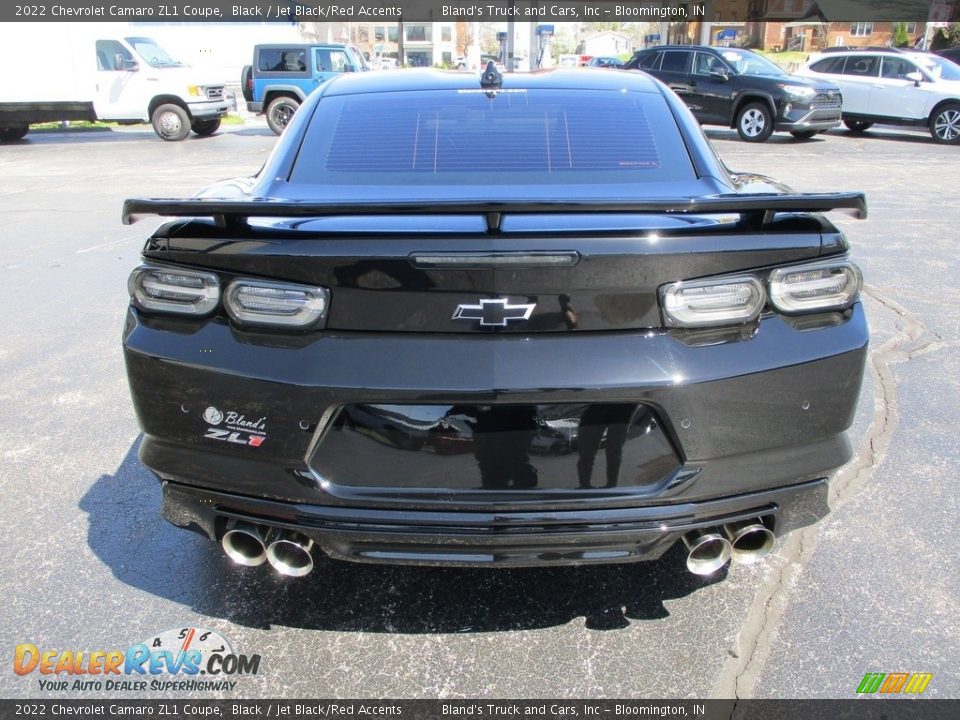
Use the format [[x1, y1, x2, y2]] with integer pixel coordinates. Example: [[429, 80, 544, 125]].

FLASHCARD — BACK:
[[944, 22, 960, 46], [892, 23, 910, 48], [551, 34, 576, 56]]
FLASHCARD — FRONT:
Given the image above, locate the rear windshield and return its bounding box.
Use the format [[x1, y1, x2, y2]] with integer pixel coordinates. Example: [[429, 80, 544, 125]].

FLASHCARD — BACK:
[[290, 89, 695, 186]]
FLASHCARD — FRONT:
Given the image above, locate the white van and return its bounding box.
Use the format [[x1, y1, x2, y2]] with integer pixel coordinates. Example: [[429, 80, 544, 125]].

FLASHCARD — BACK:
[[0, 23, 229, 142]]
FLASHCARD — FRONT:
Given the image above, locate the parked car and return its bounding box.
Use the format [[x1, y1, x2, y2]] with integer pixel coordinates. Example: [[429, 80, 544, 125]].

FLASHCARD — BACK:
[[797, 48, 960, 143], [624, 45, 842, 141], [123, 67, 866, 579], [587, 56, 624, 68], [936, 46, 960, 66], [241, 43, 369, 135]]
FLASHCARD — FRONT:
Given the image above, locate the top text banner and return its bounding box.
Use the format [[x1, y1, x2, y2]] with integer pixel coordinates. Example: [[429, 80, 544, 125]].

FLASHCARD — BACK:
[[0, 0, 942, 23]]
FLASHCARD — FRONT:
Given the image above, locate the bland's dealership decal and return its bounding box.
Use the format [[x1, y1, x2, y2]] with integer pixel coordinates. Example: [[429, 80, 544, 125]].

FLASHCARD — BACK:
[[13, 627, 261, 692], [203, 406, 267, 447]]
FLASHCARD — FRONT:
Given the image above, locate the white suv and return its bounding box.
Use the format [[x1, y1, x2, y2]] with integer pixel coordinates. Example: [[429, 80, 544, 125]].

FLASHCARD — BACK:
[[797, 48, 960, 144]]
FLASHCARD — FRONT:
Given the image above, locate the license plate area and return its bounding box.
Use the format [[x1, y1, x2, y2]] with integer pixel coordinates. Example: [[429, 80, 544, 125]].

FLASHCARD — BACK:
[[308, 403, 681, 494]]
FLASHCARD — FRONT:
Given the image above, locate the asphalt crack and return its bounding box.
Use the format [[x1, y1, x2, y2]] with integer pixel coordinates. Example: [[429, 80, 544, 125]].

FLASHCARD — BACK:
[[710, 285, 939, 703]]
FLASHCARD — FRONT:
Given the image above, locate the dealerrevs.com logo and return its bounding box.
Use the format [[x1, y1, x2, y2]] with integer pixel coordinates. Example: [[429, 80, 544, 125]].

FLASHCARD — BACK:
[[13, 627, 261, 692]]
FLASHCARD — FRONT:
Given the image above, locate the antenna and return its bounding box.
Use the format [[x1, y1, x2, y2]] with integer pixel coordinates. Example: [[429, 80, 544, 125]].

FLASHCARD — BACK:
[[480, 60, 503, 89]]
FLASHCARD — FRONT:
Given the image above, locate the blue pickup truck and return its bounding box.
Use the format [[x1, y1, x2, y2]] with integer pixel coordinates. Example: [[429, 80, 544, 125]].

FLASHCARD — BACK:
[[242, 43, 370, 135]]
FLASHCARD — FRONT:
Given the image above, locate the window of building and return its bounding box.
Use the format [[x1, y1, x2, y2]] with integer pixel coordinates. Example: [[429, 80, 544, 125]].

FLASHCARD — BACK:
[[441, 26, 452, 42], [850, 22, 874, 37], [405, 50, 432, 67], [906, 23, 918, 35], [375, 27, 385, 42], [405, 25, 432, 43], [388, 27, 398, 43], [442, 51, 452, 65]]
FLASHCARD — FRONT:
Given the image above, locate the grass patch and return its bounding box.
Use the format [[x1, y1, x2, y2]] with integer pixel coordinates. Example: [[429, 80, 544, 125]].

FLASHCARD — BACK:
[[29, 113, 244, 131], [758, 50, 810, 70], [31, 121, 116, 131]]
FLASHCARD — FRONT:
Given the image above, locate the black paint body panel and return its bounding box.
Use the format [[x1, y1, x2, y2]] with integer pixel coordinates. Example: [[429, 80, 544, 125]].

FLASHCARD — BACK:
[[123, 68, 867, 567]]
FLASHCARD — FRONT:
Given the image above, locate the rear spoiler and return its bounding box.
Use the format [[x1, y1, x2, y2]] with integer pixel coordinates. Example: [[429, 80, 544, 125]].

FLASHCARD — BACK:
[[122, 192, 866, 228]]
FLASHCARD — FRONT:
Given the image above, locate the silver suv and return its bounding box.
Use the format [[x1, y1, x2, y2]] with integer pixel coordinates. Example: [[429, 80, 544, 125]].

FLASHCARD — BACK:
[[797, 48, 960, 144]]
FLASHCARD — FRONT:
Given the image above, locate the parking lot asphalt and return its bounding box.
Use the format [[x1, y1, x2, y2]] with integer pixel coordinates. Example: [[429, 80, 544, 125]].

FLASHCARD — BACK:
[[0, 121, 957, 699]]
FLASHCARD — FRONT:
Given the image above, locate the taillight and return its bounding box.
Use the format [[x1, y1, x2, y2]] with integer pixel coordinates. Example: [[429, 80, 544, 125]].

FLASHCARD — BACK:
[[768, 260, 862, 314], [659, 258, 863, 329], [224, 279, 330, 329], [660, 276, 765, 328], [128, 264, 219, 316]]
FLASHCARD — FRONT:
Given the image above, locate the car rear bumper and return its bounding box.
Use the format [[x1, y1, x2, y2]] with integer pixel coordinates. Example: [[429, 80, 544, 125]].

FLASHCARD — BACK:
[[124, 302, 867, 566], [161, 476, 829, 567], [246, 101, 263, 113]]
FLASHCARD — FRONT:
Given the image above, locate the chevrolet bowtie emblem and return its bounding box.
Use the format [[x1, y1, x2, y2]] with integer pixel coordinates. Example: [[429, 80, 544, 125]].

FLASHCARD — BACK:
[[453, 298, 536, 327]]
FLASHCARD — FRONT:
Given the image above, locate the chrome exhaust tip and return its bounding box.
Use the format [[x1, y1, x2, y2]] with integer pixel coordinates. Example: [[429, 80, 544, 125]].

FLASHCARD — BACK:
[[723, 520, 775, 565], [266, 530, 315, 577], [221, 522, 267, 567], [682, 529, 732, 576]]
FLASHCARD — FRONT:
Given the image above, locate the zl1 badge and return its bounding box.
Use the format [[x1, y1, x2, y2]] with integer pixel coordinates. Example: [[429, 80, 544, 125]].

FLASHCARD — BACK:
[[202, 406, 266, 448]]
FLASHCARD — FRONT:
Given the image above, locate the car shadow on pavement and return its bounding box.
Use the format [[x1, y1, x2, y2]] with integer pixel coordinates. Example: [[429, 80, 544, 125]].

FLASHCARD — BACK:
[[703, 129, 827, 144], [80, 438, 725, 634], [229, 127, 279, 138], [821, 128, 937, 145], [13, 130, 155, 145], [14, 128, 272, 145]]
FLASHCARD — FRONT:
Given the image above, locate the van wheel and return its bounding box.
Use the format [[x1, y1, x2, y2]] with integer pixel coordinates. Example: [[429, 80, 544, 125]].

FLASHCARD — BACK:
[[266, 96, 299, 135], [192, 119, 221, 137], [0, 124, 29, 142], [151, 104, 191, 141], [790, 130, 818, 140], [930, 103, 960, 144], [843, 119, 873, 133], [736, 102, 773, 142]]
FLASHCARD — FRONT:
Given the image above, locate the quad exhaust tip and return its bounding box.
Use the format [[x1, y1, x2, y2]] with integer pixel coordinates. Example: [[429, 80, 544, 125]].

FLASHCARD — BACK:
[[723, 520, 775, 565], [221, 522, 267, 567], [682, 529, 732, 576], [266, 530, 315, 577]]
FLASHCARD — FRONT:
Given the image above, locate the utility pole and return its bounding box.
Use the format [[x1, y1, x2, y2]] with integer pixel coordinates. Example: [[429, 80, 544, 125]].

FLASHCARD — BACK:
[[397, 20, 404, 67]]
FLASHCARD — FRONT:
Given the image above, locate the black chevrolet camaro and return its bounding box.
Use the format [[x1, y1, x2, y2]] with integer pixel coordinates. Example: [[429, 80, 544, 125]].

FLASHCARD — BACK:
[[123, 66, 867, 579]]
